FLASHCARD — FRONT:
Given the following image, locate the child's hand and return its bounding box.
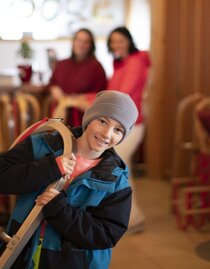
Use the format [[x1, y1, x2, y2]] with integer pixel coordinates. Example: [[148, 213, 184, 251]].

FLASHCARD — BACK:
[[35, 188, 59, 206], [56, 153, 76, 176]]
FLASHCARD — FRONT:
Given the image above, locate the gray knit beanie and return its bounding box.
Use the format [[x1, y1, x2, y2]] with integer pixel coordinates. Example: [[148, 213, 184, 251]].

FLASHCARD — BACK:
[[82, 90, 139, 141]]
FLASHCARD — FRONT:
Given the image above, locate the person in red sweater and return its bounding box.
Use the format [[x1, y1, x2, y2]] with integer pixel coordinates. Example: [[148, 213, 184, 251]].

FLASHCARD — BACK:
[[107, 26, 151, 234], [48, 28, 107, 126]]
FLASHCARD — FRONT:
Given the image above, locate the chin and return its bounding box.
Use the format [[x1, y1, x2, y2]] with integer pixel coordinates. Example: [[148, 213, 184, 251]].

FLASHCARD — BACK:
[[92, 144, 108, 153]]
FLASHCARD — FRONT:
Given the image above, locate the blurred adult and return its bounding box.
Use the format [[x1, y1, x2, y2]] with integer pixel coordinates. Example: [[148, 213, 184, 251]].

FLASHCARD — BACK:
[[48, 28, 107, 126], [107, 26, 151, 233]]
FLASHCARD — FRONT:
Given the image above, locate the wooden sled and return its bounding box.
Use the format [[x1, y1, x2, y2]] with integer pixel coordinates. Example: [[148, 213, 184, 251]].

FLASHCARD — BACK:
[[0, 118, 73, 269]]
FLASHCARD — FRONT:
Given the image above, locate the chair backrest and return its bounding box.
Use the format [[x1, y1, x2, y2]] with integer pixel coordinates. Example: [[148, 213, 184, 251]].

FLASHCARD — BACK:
[[0, 94, 13, 152], [172, 93, 203, 177], [42, 95, 56, 118], [13, 93, 41, 137], [52, 96, 83, 123]]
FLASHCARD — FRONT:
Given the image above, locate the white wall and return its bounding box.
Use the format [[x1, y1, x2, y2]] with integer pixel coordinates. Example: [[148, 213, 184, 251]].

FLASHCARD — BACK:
[[0, 0, 151, 85], [128, 0, 151, 50]]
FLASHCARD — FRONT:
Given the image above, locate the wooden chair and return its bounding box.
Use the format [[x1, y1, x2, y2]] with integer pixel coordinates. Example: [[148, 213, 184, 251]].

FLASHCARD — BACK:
[[171, 93, 202, 228], [172, 95, 210, 229], [171, 93, 203, 178], [52, 96, 84, 123], [41, 95, 57, 118], [0, 94, 13, 225], [13, 93, 41, 137], [2, 93, 42, 215], [0, 94, 13, 152]]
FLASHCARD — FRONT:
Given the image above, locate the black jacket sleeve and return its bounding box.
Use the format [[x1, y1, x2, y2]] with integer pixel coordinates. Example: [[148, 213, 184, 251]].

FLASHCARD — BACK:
[[0, 137, 62, 194], [42, 187, 132, 250]]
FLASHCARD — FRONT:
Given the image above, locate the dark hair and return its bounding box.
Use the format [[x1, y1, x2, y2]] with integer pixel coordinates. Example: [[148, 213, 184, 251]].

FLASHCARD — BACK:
[[107, 26, 138, 54], [71, 28, 96, 59]]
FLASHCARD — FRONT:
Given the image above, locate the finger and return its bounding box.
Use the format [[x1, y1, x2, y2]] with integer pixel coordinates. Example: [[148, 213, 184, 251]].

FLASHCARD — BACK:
[[64, 168, 74, 175], [36, 189, 59, 200], [36, 193, 56, 205], [46, 182, 57, 190], [48, 188, 60, 194], [70, 153, 76, 161], [63, 161, 76, 170], [62, 158, 75, 167], [68, 159, 76, 166], [66, 161, 76, 169], [36, 198, 49, 205]]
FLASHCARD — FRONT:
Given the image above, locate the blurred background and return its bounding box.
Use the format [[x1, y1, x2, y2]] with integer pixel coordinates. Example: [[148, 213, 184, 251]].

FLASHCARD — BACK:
[[0, 0, 210, 268]]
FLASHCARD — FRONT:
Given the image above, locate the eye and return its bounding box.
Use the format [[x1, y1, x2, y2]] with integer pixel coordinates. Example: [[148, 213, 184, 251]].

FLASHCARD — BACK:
[[98, 118, 107, 125], [115, 127, 124, 135]]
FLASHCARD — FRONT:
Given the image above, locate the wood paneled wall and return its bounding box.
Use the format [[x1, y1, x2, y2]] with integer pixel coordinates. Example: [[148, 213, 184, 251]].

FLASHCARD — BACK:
[[146, 0, 210, 178]]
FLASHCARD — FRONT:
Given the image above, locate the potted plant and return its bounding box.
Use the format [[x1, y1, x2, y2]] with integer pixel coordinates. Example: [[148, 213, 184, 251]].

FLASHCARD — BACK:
[[17, 40, 34, 83]]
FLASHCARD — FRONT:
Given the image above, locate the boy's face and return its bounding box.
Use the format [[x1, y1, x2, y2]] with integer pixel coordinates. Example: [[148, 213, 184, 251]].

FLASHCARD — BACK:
[[85, 117, 125, 153]]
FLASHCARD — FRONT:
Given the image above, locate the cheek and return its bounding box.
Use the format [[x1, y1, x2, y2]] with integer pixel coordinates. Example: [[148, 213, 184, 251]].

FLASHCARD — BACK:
[[112, 134, 123, 145], [113, 44, 122, 51], [120, 43, 129, 51], [85, 125, 97, 142]]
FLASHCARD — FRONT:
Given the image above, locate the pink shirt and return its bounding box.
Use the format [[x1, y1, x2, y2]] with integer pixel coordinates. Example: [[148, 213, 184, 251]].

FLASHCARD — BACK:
[[62, 154, 102, 189]]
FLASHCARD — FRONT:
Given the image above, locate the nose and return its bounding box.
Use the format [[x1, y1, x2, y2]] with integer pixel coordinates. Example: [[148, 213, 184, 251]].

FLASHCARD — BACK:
[[101, 126, 113, 139]]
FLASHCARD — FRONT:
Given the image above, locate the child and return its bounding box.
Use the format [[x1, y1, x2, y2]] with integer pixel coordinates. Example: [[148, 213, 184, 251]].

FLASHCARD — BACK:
[[0, 90, 138, 269]]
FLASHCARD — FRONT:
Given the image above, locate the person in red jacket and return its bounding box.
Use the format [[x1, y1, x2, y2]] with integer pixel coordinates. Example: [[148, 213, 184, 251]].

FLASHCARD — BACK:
[[47, 28, 107, 126], [107, 26, 151, 234]]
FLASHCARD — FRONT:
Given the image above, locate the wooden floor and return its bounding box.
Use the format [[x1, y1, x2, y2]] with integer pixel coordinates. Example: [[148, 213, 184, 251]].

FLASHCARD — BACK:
[[109, 178, 210, 269]]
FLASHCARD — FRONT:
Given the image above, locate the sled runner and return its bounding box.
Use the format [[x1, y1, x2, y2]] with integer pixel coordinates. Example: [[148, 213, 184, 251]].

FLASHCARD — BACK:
[[0, 118, 73, 269]]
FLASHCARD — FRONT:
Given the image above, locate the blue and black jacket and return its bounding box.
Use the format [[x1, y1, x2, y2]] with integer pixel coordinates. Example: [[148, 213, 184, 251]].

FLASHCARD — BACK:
[[0, 127, 132, 269]]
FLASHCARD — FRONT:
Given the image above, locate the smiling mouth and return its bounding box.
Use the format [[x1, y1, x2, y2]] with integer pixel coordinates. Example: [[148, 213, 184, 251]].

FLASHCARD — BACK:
[[95, 136, 109, 146]]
